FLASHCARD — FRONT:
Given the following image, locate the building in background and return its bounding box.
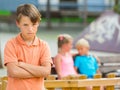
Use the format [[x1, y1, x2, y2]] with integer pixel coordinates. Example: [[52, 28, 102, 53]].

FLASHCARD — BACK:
[[0, 0, 38, 12], [0, 0, 114, 14]]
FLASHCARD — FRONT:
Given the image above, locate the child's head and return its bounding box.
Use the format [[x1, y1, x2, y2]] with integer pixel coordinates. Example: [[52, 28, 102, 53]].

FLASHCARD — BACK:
[[75, 38, 90, 55], [58, 34, 73, 52], [16, 4, 41, 40], [16, 4, 41, 24]]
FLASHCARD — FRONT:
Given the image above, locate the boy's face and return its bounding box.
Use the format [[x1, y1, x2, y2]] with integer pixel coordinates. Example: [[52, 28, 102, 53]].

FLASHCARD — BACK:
[[77, 46, 89, 56], [16, 15, 39, 41]]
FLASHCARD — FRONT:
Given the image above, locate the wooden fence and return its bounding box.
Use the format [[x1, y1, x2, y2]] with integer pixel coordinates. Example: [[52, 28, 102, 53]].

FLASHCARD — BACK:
[[1, 73, 120, 90]]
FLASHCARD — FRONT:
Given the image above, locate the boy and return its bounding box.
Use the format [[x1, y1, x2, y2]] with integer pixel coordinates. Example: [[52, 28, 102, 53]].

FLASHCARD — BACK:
[[74, 38, 101, 78], [4, 4, 52, 90]]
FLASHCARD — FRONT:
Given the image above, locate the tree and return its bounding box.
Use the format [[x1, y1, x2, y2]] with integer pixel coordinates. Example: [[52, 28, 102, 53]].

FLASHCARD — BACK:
[[46, 0, 52, 29], [113, 0, 120, 14]]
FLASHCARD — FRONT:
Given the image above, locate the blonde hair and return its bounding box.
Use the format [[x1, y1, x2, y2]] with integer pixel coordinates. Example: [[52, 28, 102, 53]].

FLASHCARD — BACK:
[[75, 38, 90, 49], [57, 34, 72, 49]]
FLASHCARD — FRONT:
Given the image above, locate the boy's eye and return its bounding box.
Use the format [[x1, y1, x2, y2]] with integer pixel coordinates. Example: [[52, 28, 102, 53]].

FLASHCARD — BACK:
[[33, 23, 37, 26], [23, 24, 28, 26]]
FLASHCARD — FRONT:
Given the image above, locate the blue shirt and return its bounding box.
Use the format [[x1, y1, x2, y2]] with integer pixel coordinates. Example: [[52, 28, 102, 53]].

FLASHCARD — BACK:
[[74, 55, 98, 78]]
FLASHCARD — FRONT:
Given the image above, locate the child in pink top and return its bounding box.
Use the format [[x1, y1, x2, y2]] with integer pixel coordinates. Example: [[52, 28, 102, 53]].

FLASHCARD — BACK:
[[54, 34, 77, 79]]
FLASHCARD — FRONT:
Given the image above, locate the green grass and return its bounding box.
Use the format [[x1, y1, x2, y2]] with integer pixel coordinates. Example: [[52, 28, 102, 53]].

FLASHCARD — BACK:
[[0, 10, 11, 16], [41, 17, 96, 23]]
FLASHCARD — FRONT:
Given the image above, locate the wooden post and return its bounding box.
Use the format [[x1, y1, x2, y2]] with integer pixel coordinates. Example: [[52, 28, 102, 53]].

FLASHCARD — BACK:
[[106, 73, 115, 90], [2, 80, 7, 90], [70, 75, 81, 90], [62, 75, 87, 90], [45, 75, 56, 90], [46, 75, 56, 80], [61, 75, 71, 90], [78, 75, 87, 90], [1, 76, 8, 90], [0, 82, 2, 90], [93, 74, 102, 90]]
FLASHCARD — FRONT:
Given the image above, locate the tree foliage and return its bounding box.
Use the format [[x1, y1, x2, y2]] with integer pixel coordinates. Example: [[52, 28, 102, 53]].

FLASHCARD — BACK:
[[113, 0, 120, 14]]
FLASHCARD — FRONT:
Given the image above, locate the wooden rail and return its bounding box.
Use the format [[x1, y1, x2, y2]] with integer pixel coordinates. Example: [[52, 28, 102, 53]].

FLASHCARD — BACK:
[[45, 78, 120, 87], [1, 74, 120, 90], [44, 74, 120, 90]]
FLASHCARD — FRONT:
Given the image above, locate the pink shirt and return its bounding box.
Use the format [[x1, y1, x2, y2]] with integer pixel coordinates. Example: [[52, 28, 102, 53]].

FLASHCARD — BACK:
[[58, 53, 76, 77]]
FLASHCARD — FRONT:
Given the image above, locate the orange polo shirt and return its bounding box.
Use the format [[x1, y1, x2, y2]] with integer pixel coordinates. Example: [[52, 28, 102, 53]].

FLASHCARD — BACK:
[[4, 33, 52, 90]]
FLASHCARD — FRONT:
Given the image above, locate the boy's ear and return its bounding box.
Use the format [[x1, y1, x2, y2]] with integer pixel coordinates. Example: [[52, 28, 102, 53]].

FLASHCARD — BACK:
[[16, 21, 20, 28]]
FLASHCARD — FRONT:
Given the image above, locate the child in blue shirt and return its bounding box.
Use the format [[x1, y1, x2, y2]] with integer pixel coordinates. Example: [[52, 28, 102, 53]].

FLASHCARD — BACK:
[[74, 38, 101, 78]]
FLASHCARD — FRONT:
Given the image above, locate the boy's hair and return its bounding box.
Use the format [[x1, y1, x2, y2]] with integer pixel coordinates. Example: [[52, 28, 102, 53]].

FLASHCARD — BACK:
[[16, 4, 41, 23], [75, 38, 90, 49], [58, 34, 73, 49]]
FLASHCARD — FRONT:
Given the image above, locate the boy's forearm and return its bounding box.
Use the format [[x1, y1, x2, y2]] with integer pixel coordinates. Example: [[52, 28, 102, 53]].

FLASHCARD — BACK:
[[7, 62, 34, 78], [18, 62, 51, 77]]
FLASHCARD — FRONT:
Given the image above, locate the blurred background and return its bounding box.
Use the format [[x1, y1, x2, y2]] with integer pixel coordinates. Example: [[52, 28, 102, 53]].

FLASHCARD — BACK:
[[0, 0, 120, 76]]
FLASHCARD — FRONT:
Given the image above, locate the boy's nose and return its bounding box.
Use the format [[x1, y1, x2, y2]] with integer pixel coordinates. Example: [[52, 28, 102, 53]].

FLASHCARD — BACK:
[[29, 26, 33, 31]]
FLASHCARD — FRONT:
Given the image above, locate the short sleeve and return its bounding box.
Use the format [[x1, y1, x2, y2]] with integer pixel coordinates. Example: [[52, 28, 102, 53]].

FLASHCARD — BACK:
[[4, 40, 18, 66], [39, 41, 53, 65]]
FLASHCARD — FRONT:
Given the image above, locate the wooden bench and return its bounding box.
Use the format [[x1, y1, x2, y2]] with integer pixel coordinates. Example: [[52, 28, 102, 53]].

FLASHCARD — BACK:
[[51, 55, 120, 77], [99, 56, 120, 77]]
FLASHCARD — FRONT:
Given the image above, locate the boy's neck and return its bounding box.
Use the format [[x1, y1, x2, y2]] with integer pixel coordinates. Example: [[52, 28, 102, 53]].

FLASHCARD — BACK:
[[80, 53, 89, 56], [20, 33, 35, 45], [26, 40, 34, 46]]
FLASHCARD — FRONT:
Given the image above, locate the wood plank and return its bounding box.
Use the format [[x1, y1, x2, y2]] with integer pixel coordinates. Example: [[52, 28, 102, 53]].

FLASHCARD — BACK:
[[45, 75, 56, 90], [1, 76, 8, 90], [61, 75, 72, 90], [2, 80, 7, 90], [0, 82, 2, 90], [77, 78, 120, 87], [93, 74, 102, 90], [78, 75, 87, 90], [46, 75, 56, 80], [45, 80, 70, 89], [45, 78, 120, 88], [106, 73, 115, 90]]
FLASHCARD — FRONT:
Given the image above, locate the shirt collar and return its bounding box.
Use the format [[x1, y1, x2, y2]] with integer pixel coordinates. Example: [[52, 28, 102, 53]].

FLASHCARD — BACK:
[[16, 33, 39, 46]]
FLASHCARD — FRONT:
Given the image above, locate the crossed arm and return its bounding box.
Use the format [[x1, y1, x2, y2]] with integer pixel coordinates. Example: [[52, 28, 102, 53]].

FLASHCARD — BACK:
[[6, 61, 51, 79]]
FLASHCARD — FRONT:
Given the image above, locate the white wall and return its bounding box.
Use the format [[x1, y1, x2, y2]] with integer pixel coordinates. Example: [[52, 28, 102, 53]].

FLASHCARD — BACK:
[[38, 0, 59, 11]]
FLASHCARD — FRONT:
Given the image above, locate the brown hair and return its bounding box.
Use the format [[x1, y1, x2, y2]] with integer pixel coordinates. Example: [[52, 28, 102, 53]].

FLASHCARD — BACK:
[[58, 34, 73, 49], [16, 4, 41, 23]]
